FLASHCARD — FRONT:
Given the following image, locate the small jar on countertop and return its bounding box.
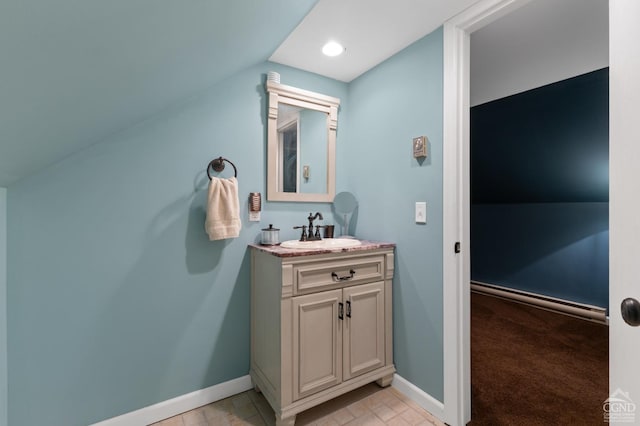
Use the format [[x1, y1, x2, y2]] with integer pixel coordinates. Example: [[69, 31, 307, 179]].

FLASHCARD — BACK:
[[261, 224, 280, 245]]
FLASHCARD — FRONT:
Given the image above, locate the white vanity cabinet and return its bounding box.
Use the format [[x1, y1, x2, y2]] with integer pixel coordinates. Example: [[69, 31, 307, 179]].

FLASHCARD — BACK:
[[249, 242, 395, 426]]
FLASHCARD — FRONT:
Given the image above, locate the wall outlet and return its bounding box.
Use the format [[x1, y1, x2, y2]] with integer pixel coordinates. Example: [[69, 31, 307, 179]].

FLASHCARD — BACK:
[[415, 202, 427, 224]]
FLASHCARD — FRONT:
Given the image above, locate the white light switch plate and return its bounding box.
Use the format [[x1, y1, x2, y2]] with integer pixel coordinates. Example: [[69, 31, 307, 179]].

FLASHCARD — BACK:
[[415, 202, 426, 224]]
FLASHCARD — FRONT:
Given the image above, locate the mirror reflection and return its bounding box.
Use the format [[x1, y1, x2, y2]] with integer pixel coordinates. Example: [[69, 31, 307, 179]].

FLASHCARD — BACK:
[[277, 104, 328, 194], [267, 80, 340, 202]]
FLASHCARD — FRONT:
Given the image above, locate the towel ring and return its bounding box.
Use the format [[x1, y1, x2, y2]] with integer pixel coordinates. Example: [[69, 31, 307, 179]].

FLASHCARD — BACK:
[[207, 157, 237, 180]]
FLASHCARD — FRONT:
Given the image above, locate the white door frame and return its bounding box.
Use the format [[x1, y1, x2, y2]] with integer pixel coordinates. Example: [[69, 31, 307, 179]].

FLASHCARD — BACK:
[[609, 0, 640, 419], [442, 1, 534, 425]]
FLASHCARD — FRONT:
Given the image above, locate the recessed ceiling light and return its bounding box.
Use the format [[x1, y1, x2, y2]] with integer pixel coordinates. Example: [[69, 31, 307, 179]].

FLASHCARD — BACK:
[[322, 41, 345, 57]]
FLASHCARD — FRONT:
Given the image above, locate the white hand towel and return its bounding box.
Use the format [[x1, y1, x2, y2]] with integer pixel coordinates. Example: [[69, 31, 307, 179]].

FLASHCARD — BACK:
[[205, 177, 242, 240]]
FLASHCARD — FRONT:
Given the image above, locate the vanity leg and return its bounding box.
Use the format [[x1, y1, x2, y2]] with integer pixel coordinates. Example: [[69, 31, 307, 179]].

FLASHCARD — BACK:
[[376, 374, 394, 388], [275, 413, 296, 426]]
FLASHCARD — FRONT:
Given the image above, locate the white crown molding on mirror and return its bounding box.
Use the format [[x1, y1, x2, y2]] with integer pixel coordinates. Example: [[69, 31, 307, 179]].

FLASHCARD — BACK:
[[266, 81, 340, 203]]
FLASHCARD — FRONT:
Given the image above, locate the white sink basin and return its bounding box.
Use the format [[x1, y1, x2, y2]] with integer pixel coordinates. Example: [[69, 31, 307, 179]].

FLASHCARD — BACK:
[[280, 238, 362, 250]]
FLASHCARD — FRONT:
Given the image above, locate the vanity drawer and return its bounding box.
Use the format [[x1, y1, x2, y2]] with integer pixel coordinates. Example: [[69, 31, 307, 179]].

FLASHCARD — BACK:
[[293, 255, 385, 295]]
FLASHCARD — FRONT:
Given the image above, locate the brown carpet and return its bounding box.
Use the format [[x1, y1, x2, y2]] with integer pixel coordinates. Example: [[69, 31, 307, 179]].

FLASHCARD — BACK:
[[469, 292, 608, 426]]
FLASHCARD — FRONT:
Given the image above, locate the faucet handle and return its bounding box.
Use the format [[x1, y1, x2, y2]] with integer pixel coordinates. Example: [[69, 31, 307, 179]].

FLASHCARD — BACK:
[[314, 225, 325, 239], [293, 225, 308, 241]]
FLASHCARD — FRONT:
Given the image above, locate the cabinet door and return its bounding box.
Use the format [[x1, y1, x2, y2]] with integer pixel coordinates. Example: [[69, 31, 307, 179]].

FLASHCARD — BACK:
[[343, 281, 385, 381], [292, 289, 343, 400]]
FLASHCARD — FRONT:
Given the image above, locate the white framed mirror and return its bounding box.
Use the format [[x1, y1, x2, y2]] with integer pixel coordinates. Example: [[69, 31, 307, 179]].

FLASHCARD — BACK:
[[266, 81, 340, 202]]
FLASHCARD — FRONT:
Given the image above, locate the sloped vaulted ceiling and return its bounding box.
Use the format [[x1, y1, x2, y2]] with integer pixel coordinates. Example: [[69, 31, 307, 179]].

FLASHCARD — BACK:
[[0, 0, 608, 187], [0, 0, 317, 186]]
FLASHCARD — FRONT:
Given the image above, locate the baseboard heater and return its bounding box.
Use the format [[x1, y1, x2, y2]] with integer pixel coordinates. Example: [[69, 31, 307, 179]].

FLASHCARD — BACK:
[[471, 281, 607, 324]]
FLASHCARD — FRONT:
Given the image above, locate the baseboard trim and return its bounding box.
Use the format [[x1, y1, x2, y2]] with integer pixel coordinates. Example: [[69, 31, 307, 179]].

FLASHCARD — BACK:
[[91, 375, 253, 426], [392, 374, 445, 422], [471, 280, 607, 324], [93, 373, 443, 425]]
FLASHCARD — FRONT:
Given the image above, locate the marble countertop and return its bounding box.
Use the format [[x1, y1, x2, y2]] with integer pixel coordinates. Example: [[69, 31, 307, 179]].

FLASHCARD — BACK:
[[249, 239, 395, 258]]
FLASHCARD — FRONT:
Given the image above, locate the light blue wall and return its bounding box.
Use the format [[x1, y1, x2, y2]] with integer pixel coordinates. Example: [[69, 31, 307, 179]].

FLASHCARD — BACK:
[[346, 29, 444, 401], [7, 63, 347, 426], [6, 26, 447, 424], [0, 188, 6, 426]]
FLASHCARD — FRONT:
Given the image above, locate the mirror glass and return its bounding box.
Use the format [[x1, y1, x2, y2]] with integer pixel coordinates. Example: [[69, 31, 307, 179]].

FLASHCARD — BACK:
[[267, 81, 340, 202], [277, 104, 328, 194]]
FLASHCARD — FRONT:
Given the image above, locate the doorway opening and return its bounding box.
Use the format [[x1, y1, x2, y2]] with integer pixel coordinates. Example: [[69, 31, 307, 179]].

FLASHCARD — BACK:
[[468, 68, 610, 424], [442, 0, 609, 424]]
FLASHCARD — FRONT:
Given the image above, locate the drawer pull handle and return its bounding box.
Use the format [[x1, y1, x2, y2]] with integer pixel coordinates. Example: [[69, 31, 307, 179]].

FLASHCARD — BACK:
[[332, 269, 356, 282]]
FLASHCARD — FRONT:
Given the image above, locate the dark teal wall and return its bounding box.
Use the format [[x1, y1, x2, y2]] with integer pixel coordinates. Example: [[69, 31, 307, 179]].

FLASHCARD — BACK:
[[471, 68, 609, 204], [471, 68, 609, 309], [472, 203, 608, 308]]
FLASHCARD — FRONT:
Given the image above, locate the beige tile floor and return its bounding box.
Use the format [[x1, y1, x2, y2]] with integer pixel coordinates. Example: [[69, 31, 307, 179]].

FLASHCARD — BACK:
[[152, 383, 445, 426]]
